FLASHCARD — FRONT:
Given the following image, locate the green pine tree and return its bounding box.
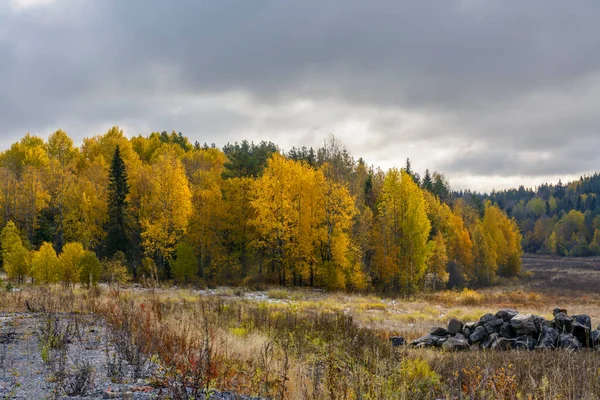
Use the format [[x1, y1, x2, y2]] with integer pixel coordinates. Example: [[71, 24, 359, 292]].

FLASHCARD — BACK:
[[106, 146, 131, 257], [403, 158, 420, 186], [422, 169, 433, 192]]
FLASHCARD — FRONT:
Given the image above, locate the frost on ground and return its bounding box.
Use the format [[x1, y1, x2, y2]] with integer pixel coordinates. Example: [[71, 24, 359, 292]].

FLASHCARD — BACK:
[[0, 312, 258, 399]]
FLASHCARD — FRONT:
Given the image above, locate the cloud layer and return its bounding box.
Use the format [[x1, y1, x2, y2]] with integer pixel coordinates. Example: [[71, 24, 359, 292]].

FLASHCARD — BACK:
[[1, 0, 600, 191]]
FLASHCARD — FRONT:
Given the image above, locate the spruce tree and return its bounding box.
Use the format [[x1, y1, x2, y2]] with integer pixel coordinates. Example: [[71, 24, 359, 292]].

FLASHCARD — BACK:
[[422, 169, 433, 192], [403, 158, 420, 185], [106, 146, 130, 257]]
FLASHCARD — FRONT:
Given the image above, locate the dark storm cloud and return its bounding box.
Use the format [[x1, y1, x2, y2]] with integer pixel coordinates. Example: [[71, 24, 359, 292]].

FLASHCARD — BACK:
[[1, 0, 600, 190]]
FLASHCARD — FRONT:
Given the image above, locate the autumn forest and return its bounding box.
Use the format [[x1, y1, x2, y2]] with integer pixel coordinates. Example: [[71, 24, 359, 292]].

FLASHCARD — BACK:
[[458, 174, 600, 258], [0, 128, 523, 293]]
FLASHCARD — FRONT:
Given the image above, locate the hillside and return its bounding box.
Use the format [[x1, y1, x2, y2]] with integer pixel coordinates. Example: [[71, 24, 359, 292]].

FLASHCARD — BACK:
[[456, 174, 600, 257]]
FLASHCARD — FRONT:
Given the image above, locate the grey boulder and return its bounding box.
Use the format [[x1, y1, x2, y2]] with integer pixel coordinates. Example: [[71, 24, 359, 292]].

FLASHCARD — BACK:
[[411, 334, 434, 347], [538, 327, 559, 349], [482, 333, 500, 350], [462, 327, 472, 338], [411, 334, 444, 347], [510, 314, 539, 336], [495, 309, 518, 321], [554, 313, 573, 333], [442, 333, 470, 351], [477, 313, 496, 327], [499, 322, 515, 339], [469, 326, 488, 343], [553, 307, 568, 316], [513, 335, 536, 351], [430, 327, 448, 336], [484, 318, 504, 334], [464, 322, 477, 330], [558, 333, 582, 350], [572, 314, 592, 346], [447, 318, 464, 335]]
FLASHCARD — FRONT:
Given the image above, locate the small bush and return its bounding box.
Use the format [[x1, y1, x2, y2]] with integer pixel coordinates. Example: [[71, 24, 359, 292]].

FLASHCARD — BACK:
[[38, 313, 75, 350], [505, 290, 542, 305], [396, 312, 430, 323], [422, 289, 485, 307], [400, 358, 440, 396], [40, 344, 50, 364], [60, 360, 95, 396], [358, 302, 387, 311], [457, 289, 485, 306], [230, 327, 248, 337]]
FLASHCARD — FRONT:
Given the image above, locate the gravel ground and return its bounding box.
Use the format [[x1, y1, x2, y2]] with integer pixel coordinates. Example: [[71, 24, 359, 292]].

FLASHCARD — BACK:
[[0, 312, 260, 399]]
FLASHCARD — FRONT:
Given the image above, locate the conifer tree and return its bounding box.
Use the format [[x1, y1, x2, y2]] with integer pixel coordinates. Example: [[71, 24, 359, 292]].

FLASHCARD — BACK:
[[106, 146, 131, 257], [403, 158, 420, 186], [422, 169, 433, 192]]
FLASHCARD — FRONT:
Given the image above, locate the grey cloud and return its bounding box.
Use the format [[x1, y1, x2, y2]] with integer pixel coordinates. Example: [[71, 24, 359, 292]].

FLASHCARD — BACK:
[[1, 0, 600, 190]]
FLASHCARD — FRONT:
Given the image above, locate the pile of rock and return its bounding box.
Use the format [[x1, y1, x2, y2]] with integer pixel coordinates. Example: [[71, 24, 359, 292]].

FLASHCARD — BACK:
[[393, 308, 600, 351]]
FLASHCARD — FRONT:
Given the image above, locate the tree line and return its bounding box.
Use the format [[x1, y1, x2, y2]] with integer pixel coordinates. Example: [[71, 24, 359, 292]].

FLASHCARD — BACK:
[[457, 174, 600, 257], [0, 128, 522, 291]]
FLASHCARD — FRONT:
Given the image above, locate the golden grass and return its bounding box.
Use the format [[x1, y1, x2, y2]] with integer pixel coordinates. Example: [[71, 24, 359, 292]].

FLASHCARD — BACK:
[[1, 283, 600, 398], [357, 302, 388, 311], [443, 308, 489, 323]]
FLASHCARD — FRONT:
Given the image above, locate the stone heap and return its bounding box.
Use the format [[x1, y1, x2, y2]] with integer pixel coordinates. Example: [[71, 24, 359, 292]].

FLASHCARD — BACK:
[[392, 308, 600, 351]]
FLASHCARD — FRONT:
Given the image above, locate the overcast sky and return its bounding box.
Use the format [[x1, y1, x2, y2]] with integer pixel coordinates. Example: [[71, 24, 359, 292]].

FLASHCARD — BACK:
[[1, 0, 599, 192]]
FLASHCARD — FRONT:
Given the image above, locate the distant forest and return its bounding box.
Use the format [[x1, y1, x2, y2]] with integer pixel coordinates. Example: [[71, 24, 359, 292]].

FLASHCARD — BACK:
[[456, 175, 600, 257], [0, 129, 522, 292]]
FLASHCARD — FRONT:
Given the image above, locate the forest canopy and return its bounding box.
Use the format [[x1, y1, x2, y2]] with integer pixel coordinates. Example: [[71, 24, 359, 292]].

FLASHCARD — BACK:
[[457, 174, 600, 258], [0, 128, 522, 292]]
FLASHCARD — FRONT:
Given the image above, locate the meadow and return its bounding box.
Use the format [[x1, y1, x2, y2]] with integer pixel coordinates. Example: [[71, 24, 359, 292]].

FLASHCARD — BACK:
[[1, 254, 599, 399]]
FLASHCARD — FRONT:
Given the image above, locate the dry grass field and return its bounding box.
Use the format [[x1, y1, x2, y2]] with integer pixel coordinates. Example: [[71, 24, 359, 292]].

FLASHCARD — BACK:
[[521, 253, 600, 293], [0, 254, 599, 399]]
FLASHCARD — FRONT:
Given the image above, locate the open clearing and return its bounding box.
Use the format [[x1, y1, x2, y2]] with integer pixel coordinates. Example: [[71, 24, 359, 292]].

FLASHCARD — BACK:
[[0, 254, 599, 399], [521, 253, 600, 292]]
